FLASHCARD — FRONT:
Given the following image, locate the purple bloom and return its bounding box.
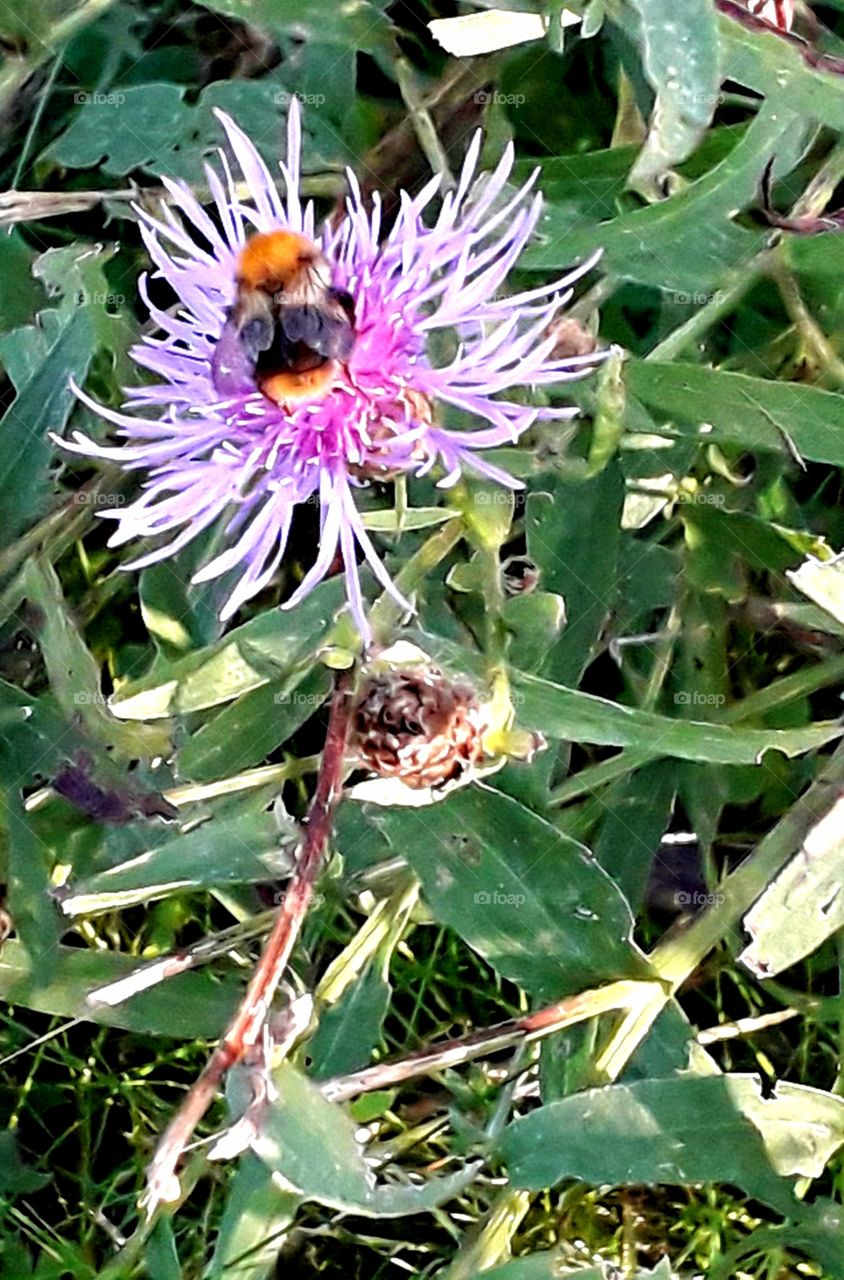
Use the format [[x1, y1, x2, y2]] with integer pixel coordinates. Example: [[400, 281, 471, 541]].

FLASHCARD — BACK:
[[61, 100, 600, 642]]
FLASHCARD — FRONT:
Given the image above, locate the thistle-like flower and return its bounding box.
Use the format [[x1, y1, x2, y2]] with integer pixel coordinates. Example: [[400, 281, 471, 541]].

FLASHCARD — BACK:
[[61, 100, 599, 642]]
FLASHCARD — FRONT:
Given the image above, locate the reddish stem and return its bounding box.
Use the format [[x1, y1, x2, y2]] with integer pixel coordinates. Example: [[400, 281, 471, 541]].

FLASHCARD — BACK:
[[145, 667, 354, 1211], [320, 989, 599, 1104]]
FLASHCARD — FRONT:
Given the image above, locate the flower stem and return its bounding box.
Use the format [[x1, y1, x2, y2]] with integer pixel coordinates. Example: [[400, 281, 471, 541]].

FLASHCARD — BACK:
[[647, 252, 775, 364], [370, 516, 463, 642], [396, 57, 456, 192], [144, 667, 355, 1214], [319, 979, 657, 1102]]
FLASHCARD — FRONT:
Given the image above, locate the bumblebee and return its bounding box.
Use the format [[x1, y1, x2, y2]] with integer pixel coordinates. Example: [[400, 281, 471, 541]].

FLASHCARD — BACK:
[[214, 230, 355, 407]]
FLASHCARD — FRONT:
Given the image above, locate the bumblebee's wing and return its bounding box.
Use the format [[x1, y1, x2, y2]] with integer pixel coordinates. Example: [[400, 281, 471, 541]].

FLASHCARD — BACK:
[[278, 303, 354, 361], [280, 305, 324, 347]]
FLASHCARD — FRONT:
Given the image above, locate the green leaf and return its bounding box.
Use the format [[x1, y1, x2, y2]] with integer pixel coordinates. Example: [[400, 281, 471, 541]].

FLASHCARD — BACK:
[[720, 9, 844, 128], [740, 791, 844, 978], [307, 964, 390, 1080], [485, 1259, 675, 1280], [144, 1219, 181, 1280], [205, 1154, 299, 1280], [626, 0, 720, 196], [499, 1075, 844, 1214], [253, 1061, 480, 1214], [372, 784, 646, 999], [525, 466, 624, 686], [21, 558, 169, 760], [110, 576, 345, 720], [0, 305, 92, 540], [0, 939, 237, 1038], [44, 78, 352, 184], [626, 358, 844, 468], [410, 630, 843, 765], [178, 666, 329, 783], [513, 141, 637, 219], [592, 760, 676, 912], [0, 1131, 50, 1195], [57, 808, 287, 916], [511, 670, 841, 764], [0, 232, 44, 330], [1, 787, 63, 976], [362, 506, 453, 533], [502, 592, 567, 674], [198, 0, 393, 53], [139, 537, 230, 657], [524, 106, 804, 291]]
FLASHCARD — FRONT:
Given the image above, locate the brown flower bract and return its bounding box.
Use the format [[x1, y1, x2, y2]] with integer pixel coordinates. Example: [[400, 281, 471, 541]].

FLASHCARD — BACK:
[[351, 667, 485, 790]]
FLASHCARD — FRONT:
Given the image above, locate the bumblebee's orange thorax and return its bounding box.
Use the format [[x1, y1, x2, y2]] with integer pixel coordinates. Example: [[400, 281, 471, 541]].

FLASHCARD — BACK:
[[235, 231, 318, 292]]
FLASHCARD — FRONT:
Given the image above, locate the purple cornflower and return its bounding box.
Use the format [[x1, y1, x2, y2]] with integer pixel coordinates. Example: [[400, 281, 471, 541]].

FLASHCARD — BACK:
[[62, 100, 600, 642]]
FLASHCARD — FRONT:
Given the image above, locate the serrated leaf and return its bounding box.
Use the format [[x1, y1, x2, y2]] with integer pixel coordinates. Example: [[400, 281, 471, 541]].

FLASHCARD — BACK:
[[525, 106, 803, 291], [44, 79, 349, 184]]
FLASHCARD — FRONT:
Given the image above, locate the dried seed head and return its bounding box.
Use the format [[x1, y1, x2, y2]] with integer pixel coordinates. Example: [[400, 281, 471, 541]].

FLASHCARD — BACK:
[[546, 314, 599, 360], [351, 666, 486, 790]]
